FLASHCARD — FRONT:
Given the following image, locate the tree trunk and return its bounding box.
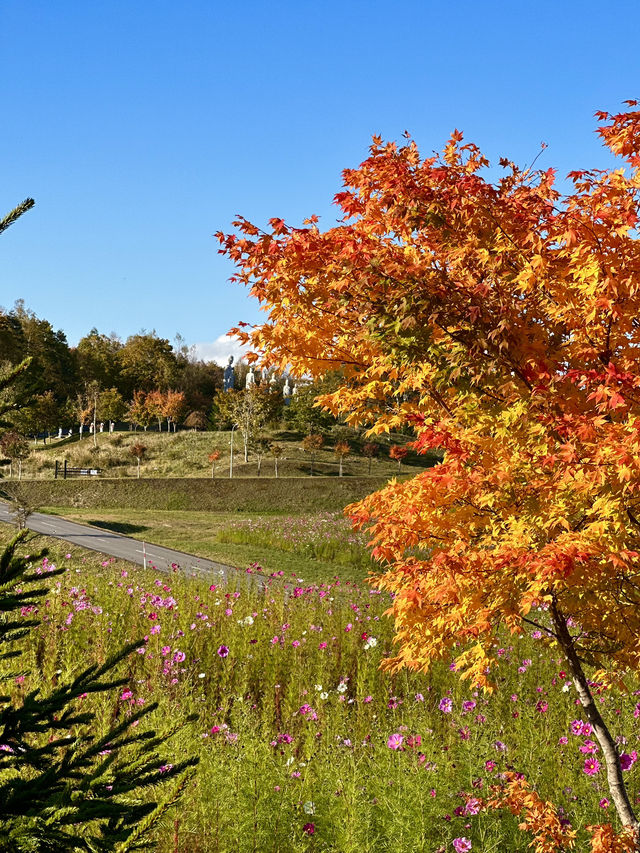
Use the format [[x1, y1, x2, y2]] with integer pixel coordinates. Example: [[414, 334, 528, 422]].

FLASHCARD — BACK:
[[550, 599, 640, 845], [275, 457, 278, 478], [339, 457, 343, 477], [137, 458, 141, 478], [211, 464, 215, 479], [257, 456, 262, 476], [18, 459, 22, 481]]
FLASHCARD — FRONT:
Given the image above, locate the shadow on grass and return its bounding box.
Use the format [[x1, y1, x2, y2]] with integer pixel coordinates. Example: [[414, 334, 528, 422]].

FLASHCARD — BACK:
[[86, 520, 149, 535]]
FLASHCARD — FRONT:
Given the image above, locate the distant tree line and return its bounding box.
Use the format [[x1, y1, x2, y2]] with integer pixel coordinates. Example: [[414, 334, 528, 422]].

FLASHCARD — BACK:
[[0, 301, 224, 436], [0, 301, 355, 440]]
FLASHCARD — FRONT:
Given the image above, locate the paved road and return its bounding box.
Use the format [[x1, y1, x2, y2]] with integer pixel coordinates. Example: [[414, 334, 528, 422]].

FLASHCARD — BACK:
[[0, 502, 237, 582]]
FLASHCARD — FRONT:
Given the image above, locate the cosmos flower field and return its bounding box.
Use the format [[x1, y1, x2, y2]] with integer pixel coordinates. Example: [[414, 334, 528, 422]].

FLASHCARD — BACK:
[[10, 537, 640, 851]]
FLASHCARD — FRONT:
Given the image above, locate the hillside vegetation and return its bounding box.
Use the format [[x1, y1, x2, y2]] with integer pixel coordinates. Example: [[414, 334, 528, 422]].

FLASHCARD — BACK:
[[8, 427, 437, 481]]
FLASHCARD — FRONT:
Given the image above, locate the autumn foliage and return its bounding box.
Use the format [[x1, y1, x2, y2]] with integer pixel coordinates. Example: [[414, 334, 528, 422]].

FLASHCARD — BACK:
[[219, 103, 640, 838]]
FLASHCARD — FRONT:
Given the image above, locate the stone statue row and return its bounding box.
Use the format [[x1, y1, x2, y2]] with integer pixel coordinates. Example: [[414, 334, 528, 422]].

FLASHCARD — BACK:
[[223, 355, 297, 400]]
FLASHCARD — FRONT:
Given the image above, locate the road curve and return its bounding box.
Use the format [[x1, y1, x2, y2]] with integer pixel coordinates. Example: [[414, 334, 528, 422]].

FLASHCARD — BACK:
[[0, 501, 239, 582]]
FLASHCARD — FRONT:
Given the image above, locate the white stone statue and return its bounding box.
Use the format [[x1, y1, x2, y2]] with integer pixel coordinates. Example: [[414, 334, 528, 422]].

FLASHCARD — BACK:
[[283, 378, 291, 399], [245, 367, 255, 390]]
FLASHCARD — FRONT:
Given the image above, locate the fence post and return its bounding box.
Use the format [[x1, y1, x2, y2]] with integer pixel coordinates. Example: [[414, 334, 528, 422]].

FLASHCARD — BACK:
[[63, 459, 67, 480], [54, 460, 58, 479]]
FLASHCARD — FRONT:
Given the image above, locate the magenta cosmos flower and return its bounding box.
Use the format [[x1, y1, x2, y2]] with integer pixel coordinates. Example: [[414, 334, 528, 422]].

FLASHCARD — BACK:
[[583, 757, 600, 776], [217, 645, 229, 658], [620, 752, 637, 771], [439, 697, 453, 713], [452, 838, 472, 852]]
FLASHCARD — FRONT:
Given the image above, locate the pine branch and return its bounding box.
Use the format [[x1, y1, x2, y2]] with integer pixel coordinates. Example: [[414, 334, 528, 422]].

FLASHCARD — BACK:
[[0, 199, 35, 236]]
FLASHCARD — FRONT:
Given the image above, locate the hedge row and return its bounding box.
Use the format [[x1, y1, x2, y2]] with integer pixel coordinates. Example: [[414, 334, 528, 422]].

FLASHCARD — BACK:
[[15, 476, 395, 513]]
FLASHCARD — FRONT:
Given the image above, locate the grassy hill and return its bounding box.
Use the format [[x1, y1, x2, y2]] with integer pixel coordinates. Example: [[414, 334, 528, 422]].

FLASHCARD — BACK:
[[11, 427, 439, 480]]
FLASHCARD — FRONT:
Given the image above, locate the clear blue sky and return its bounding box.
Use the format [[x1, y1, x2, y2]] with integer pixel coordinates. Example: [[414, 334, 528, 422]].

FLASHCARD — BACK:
[[1, 0, 638, 360]]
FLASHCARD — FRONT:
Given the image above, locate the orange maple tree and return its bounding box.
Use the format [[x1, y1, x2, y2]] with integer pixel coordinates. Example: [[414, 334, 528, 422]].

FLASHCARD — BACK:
[[218, 102, 640, 842]]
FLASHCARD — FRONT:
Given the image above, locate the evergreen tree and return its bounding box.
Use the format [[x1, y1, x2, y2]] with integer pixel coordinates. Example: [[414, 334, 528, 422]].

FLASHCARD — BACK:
[[0, 530, 198, 851], [0, 197, 198, 851]]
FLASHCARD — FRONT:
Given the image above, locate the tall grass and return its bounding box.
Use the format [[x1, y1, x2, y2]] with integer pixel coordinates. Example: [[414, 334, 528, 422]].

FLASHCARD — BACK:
[[7, 535, 640, 851], [217, 511, 378, 573]]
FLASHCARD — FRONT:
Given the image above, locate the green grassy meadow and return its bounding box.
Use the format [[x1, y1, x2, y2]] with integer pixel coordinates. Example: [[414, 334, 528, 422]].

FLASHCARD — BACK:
[[6, 528, 640, 852], [39, 507, 378, 585]]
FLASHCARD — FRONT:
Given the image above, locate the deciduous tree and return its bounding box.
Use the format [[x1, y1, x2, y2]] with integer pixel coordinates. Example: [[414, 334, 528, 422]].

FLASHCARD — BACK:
[[362, 441, 380, 475], [208, 449, 220, 478], [0, 431, 29, 479], [163, 389, 187, 432], [334, 439, 350, 477], [219, 103, 640, 843], [126, 391, 154, 432], [302, 433, 324, 476], [388, 443, 409, 473], [130, 442, 147, 478]]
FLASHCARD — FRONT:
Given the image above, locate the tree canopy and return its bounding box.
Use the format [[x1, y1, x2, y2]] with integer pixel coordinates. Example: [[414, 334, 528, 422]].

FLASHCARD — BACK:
[[219, 103, 640, 841]]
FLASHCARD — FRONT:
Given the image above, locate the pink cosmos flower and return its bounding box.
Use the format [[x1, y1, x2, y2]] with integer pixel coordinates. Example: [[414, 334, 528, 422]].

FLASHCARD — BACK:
[[579, 740, 597, 754], [583, 757, 600, 776], [452, 838, 472, 852], [599, 798, 610, 809], [217, 645, 229, 658], [465, 798, 481, 815], [387, 733, 404, 750], [439, 697, 453, 713], [302, 823, 315, 835]]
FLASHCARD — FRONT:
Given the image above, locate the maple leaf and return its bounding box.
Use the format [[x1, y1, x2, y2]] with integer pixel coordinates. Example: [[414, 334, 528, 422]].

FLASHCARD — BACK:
[[219, 102, 640, 833]]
